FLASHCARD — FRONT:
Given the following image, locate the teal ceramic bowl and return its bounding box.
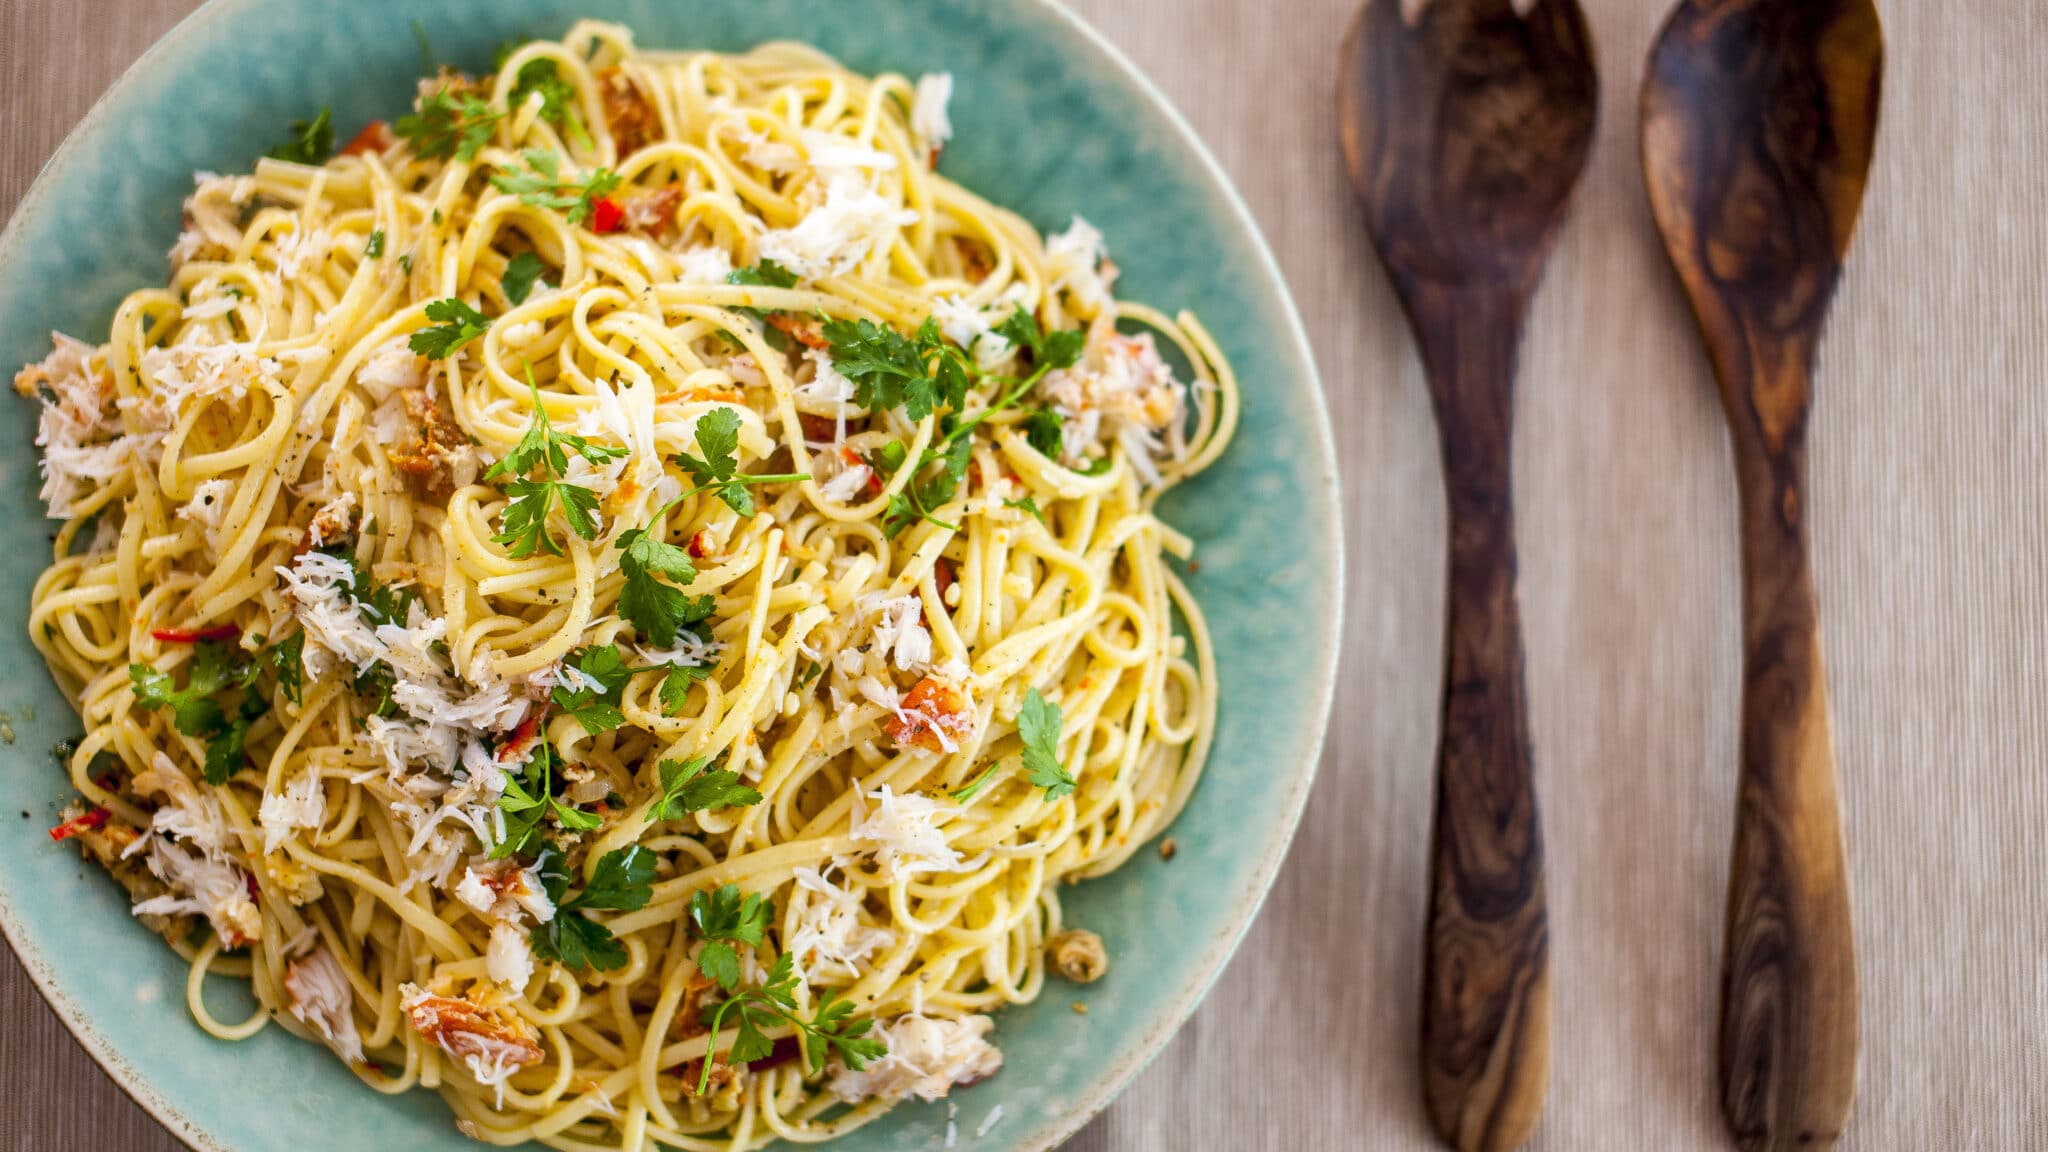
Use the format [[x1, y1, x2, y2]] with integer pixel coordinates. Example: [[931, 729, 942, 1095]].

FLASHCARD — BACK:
[[0, 1, 1340, 1148]]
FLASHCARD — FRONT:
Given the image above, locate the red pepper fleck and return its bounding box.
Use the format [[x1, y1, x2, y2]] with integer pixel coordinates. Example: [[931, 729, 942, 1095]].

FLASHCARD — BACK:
[[341, 120, 394, 157], [49, 808, 109, 843], [151, 624, 241, 644], [590, 196, 626, 234], [497, 711, 542, 763], [688, 530, 714, 559]]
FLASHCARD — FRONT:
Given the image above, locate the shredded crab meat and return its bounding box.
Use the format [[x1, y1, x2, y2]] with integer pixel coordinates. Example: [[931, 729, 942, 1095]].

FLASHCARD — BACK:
[[827, 1012, 1003, 1103], [284, 944, 365, 1063], [401, 983, 546, 1107]]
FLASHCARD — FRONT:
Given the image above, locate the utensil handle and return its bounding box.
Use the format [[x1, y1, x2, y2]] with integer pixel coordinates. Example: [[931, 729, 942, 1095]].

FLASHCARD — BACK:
[[1409, 283, 1551, 1152], [1721, 446, 1859, 1151]]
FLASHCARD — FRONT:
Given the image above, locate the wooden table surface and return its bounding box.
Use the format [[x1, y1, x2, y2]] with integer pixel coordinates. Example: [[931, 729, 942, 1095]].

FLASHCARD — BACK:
[[6, 1, 2047, 1149]]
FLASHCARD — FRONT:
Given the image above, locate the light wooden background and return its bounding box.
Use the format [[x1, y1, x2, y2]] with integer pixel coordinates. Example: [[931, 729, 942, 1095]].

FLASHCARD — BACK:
[[6, 0, 2047, 1149]]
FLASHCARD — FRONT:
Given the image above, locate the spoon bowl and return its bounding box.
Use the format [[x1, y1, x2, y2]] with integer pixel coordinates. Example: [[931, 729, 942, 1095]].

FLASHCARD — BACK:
[[1641, 2, 1883, 1149], [1338, 2, 1595, 1149]]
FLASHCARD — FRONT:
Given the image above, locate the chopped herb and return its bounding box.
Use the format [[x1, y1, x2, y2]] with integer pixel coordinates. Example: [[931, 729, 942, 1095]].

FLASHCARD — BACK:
[[613, 500, 714, 646], [658, 662, 713, 715], [1077, 456, 1115, 477], [508, 58, 590, 148], [482, 372, 627, 558], [993, 307, 1084, 374], [1005, 494, 1044, 524], [821, 315, 969, 422], [882, 435, 970, 539], [695, 950, 883, 1094], [530, 844, 654, 971], [364, 229, 385, 259], [411, 19, 436, 74], [655, 756, 762, 822], [409, 297, 491, 359], [267, 107, 334, 165], [673, 407, 810, 519], [687, 882, 770, 992], [493, 744, 601, 860], [502, 250, 548, 305], [269, 632, 305, 707], [551, 644, 632, 735], [491, 149, 621, 226], [726, 260, 799, 319], [1019, 687, 1075, 800], [949, 763, 1000, 803], [395, 89, 501, 163], [397, 253, 413, 275], [129, 640, 271, 785], [1024, 407, 1065, 458]]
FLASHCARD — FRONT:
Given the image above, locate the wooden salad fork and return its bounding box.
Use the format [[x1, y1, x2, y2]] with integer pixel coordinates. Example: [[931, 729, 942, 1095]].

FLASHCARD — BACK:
[[1641, 1, 1883, 1148], [1338, 1, 1595, 1148]]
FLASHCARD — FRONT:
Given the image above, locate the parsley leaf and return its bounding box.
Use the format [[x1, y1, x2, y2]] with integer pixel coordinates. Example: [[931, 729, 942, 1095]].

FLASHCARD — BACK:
[[882, 435, 971, 539], [658, 662, 713, 715], [364, 229, 385, 259], [1005, 494, 1045, 524], [994, 307, 1085, 374], [655, 757, 762, 822], [129, 641, 269, 785], [483, 375, 624, 558], [688, 882, 770, 992], [821, 316, 966, 421], [728, 260, 799, 291], [613, 504, 710, 646], [565, 845, 656, 912], [409, 297, 491, 359], [673, 407, 810, 518], [726, 260, 799, 318], [267, 107, 334, 165], [502, 251, 548, 305], [395, 89, 501, 162], [508, 58, 590, 148], [1024, 407, 1066, 458], [551, 644, 632, 735], [1019, 687, 1074, 800], [693, 949, 881, 1093], [269, 632, 305, 707], [492, 745, 603, 860], [491, 150, 621, 226]]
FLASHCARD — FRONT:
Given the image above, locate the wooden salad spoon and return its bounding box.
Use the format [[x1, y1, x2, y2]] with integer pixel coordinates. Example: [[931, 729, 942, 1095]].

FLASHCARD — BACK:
[[1640, 1, 1882, 1148], [1338, 1, 1595, 1148]]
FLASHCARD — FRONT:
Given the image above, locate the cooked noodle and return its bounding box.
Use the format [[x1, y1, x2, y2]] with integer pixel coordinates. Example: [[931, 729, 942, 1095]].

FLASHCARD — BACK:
[[16, 21, 1237, 1148]]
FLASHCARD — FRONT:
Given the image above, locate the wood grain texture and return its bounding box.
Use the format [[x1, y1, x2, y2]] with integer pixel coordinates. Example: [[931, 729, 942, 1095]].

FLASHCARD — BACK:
[[8, 2, 2048, 1152], [1338, 2, 1596, 1145], [1641, 2, 1881, 1146]]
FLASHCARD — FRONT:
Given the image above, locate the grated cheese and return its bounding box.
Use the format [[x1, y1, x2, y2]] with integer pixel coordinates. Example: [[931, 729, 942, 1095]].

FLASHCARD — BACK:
[[258, 769, 326, 855], [786, 862, 896, 977], [177, 478, 234, 530], [849, 784, 964, 881], [912, 74, 955, 149]]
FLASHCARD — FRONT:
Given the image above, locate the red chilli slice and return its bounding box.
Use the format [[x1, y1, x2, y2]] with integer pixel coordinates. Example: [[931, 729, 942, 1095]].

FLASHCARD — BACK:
[[49, 808, 109, 842], [590, 196, 626, 234], [151, 623, 242, 644]]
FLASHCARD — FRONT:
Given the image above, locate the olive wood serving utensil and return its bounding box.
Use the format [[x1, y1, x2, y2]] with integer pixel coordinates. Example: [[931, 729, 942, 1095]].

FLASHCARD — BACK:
[[1338, 2, 1595, 1148], [1640, 2, 1882, 1148]]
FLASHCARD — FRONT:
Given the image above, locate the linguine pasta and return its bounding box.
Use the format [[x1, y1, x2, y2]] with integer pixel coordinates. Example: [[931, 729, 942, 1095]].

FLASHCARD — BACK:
[[15, 21, 1237, 1148]]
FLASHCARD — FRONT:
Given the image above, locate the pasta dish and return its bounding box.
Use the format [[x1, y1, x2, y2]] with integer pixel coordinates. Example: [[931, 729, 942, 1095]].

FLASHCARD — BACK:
[[15, 20, 1236, 1148]]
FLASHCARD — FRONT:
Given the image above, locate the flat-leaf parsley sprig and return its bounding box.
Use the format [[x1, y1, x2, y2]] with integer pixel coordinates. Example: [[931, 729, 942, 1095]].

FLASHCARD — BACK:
[[483, 371, 629, 559], [531, 844, 655, 971], [673, 407, 810, 519], [491, 149, 622, 227], [684, 892, 885, 1095]]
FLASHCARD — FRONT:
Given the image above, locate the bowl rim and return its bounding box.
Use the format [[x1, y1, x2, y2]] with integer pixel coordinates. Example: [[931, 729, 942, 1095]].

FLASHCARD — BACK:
[[0, 0, 1345, 1148]]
